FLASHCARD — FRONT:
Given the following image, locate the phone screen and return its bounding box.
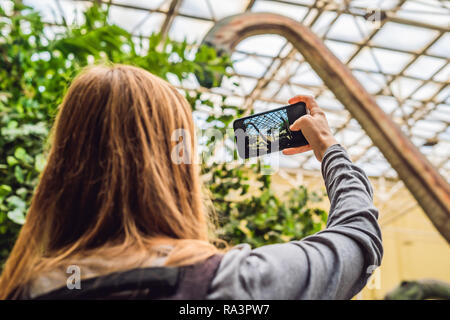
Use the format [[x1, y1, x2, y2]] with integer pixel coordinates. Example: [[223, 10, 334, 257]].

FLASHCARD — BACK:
[[233, 102, 309, 159]]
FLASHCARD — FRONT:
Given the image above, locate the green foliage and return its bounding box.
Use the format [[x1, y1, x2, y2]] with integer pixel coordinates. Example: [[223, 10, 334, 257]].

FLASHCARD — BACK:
[[0, 1, 326, 265], [206, 161, 327, 247]]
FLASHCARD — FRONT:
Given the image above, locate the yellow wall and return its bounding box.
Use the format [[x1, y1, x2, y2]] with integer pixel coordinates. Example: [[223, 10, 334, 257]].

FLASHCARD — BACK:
[[270, 170, 450, 300]]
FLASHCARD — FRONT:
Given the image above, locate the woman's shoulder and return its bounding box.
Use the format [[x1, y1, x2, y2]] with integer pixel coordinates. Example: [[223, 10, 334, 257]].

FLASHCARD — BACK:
[[23, 253, 224, 300], [207, 241, 316, 299], [207, 243, 282, 299]]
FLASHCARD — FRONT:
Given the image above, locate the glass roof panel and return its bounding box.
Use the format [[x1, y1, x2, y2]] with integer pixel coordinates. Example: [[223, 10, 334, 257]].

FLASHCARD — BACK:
[[251, 0, 309, 21], [325, 40, 358, 62], [23, 0, 64, 23], [411, 82, 444, 101], [132, 12, 166, 36], [326, 13, 371, 42], [372, 48, 414, 74], [435, 86, 450, 104], [350, 0, 401, 10], [396, 0, 450, 27], [311, 11, 338, 37], [235, 34, 287, 57], [232, 53, 273, 78], [179, 0, 212, 20], [112, 0, 168, 11], [353, 71, 387, 94], [371, 22, 440, 52], [108, 6, 155, 34], [390, 76, 423, 100], [208, 0, 251, 20], [168, 15, 214, 43], [349, 47, 414, 74], [290, 66, 324, 87], [433, 64, 450, 82], [404, 56, 447, 80], [427, 33, 450, 59], [18, 0, 450, 179]]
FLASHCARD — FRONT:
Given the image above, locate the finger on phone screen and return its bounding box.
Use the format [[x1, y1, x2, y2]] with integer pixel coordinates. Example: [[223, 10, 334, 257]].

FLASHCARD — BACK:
[[282, 145, 312, 155], [288, 95, 321, 116]]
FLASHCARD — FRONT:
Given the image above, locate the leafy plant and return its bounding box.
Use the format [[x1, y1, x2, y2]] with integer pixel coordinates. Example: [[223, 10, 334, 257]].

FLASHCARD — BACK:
[[206, 161, 327, 247], [0, 1, 327, 265]]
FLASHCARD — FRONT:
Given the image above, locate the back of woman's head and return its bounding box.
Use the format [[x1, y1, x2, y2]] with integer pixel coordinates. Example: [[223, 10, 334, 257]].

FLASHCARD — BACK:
[[0, 65, 217, 299]]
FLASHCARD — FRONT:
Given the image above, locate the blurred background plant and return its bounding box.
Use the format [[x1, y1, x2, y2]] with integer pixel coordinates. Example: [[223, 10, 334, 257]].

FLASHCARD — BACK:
[[0, 1, 326, 265]]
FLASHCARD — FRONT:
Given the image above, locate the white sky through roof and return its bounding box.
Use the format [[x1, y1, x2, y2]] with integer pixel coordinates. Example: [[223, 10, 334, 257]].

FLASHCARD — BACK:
[[9, 0, 450, 180]]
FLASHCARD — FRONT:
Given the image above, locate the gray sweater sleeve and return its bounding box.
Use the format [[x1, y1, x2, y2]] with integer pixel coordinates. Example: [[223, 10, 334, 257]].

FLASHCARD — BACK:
[[207, 144, 383, 300]]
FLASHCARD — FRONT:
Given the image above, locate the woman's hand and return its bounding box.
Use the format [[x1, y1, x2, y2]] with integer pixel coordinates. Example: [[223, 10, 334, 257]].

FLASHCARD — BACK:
[[282, 95, 338, 162]]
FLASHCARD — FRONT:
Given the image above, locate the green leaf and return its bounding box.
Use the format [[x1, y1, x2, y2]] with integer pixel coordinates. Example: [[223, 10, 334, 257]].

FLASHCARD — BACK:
[[0, 185, 12, 201], [14, 147, 27, 162], [6, 195, 26, 210], [6, 156, 18, 167], [35, 154, 46, 172], [14, 165, 24, 183], [7, 208, 26, 225]]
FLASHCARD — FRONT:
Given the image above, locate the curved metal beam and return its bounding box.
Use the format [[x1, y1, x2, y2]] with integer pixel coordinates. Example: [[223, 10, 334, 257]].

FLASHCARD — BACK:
[[198, 12, 450, 242]]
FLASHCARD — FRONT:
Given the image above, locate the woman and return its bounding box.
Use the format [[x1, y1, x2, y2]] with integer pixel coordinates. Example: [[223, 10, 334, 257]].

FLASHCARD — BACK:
[[0, 64, 382, 299]]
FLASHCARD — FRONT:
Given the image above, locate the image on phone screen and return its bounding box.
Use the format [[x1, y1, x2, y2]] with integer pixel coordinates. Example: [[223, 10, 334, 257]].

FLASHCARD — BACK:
[[233, 102, 309, 159]]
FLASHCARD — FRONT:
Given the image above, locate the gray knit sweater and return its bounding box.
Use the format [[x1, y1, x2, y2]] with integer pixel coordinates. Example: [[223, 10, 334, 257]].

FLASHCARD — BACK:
[[207, 144, 383, 299]]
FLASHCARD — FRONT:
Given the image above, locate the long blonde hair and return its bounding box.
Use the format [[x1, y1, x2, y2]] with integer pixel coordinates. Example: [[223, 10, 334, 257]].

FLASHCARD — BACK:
[[0, 64, 220, 299]]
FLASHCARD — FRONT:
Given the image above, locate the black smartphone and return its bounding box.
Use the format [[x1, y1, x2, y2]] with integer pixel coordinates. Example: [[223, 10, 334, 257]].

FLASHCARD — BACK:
[[233, 102, 309, 159]]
